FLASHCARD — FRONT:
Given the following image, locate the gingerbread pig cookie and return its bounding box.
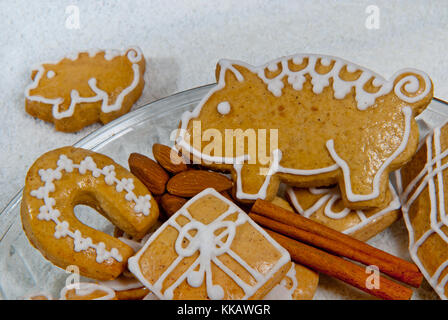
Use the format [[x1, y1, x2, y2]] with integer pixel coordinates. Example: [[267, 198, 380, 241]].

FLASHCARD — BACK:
[[398, 122, 448, 300], [25, 47, 145, 132], [286, 183, 401, 241], [21, 147, 159, 280], [129, 188, 291, 300], [176, 54, 433, 209]]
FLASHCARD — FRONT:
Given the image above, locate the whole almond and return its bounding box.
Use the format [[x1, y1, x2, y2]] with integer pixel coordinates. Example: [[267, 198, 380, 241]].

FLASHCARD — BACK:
[[128, 153, 169, 195], [152, 143, 188, 174], [160, 193, 188, 217], [167, 170, 232, 197]]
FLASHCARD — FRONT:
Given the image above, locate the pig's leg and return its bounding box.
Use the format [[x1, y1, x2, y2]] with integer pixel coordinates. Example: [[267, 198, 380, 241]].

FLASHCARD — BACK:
[[231, 163, 280, 202], [326, 140, 390, 208]]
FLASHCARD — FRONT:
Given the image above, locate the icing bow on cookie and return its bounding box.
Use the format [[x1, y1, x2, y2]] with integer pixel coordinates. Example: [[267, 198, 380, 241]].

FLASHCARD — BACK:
[[172, 215, 244, 300]]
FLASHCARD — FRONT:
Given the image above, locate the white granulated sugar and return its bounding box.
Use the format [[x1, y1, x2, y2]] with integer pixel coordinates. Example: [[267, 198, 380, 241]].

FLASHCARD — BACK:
[[0, 0, 447, 299]]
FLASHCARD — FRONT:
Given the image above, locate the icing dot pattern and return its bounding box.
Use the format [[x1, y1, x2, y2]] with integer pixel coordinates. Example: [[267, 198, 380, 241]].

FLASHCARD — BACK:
[[253, 54, 428, 110], [217, 101, 231, 115], [30, 154, 152, 263]]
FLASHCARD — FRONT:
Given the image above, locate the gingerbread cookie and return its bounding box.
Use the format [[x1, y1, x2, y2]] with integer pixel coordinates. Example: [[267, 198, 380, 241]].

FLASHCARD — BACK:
[[21, 147, 159, 280], [128, 188, 291, 300], [398, 122, 448, 299], [25, 47, 145, 132], [137, 262, 318, 301], [24, 292, 53, 300], [99, 276, 149, 300], [263, 263, 318, 300], [176, 54, 433, 209], [60, 282, 116, 300], [286, 182, 401, 241]]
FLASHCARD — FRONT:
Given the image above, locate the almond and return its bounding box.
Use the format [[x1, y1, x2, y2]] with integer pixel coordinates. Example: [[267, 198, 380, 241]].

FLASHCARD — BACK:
[[166, 170, 232, 197], [160, 193, 188, 217], [152, 143, 188, 174], [128, 153, 169, 195]]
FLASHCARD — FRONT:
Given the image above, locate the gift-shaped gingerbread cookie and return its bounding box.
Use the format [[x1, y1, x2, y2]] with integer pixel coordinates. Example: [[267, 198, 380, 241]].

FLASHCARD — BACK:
[[177, 54, 433, 209], [25, 47, 145, 132], [129, 188, 291, 299], [398, 121, 448, 300]]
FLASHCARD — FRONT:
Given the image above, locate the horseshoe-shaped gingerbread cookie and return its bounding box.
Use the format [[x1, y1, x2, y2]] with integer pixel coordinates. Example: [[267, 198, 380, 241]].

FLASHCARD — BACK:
[[21, 147, 159, 280]]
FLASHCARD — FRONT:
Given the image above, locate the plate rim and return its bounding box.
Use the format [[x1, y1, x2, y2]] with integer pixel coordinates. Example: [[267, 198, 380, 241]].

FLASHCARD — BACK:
[[1, 92, 447, 234], [0, 83, 215, 240]]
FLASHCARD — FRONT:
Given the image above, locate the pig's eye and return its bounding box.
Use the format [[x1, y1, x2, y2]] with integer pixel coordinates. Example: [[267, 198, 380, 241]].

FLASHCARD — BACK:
[[217, 101, 231, 115], [46, 71, 55, 79]]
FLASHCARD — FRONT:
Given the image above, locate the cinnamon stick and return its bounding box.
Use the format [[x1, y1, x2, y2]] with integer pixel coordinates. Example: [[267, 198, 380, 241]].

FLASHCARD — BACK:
[[265, 229, 413, 300], [249, 212, 420, 288], [251, 199, 423, 288]]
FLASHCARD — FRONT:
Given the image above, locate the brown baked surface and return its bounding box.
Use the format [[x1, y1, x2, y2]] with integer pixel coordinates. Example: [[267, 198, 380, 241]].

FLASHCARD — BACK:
[[21, 146, 159, 280]]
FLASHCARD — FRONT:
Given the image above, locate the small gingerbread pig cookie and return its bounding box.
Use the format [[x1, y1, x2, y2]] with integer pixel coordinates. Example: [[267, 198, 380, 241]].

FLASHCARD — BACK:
[[21, 147, 159, 280], [177, 54, 433, 209], [286, 183, 401, 241], [25, 47, 145, 132], [398, 121, 448, 300]]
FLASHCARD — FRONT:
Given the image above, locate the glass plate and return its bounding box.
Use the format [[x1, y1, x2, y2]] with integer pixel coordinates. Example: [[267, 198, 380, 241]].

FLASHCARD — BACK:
[[1, 85, 447, 300]]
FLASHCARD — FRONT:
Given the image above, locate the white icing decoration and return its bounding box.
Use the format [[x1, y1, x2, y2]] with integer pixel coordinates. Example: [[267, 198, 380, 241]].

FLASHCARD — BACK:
[[143, 292, 159, 300], [286, 182, 401, 235], [177, 53, 427, 202], [30, 154, 152, 263], [263, 263, 298, 300], [267, 63, 278, 72], [394, 71, 432, 103], [233, 149, 338, 201], [46, 70, 55, 79], [24, 46, 143, 120], [242, 55, 431, 110], [320, 58, 331, 67], [129, 188, 290, 300], [60, 282, 116, 300], [99, 276, 144, 291], [346, 64, 357, 73], [217, 101, 231, 115], [398, 123, 448, 300], [326, 106, 412, 202]]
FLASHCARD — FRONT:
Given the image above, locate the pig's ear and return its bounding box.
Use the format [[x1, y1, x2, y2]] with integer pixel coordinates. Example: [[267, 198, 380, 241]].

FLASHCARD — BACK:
[[215, 59, 253, 84], [31, 69, 39, 81]]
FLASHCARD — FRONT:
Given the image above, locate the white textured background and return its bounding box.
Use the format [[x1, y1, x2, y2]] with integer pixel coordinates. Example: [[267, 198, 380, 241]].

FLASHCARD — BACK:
[[0, 0, 447, 212]]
